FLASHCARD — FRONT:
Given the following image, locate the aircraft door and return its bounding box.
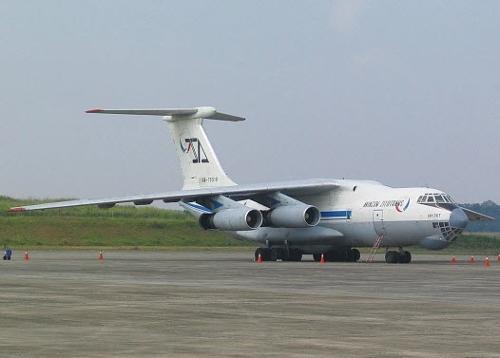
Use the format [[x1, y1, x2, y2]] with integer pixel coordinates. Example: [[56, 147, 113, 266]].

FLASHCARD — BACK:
[[372, 209, 385, 236]]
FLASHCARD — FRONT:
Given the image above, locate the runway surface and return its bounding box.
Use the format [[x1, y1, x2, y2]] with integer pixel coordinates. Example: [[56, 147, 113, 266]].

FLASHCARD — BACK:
[[1, 251, 499, 357]]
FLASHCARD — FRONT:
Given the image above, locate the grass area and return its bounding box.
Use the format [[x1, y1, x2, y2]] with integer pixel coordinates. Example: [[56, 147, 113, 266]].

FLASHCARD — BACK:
[[1, 196, 499, 253]]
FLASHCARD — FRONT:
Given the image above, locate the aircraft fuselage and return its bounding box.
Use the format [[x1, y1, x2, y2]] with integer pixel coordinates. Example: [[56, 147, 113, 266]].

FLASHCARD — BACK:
[[235, 180, 467, 253]]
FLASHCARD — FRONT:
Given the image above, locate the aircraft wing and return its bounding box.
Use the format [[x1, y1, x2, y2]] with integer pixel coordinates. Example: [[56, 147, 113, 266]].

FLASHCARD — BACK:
[[459, 207, 496, 221], [8, 179, 339, 212]]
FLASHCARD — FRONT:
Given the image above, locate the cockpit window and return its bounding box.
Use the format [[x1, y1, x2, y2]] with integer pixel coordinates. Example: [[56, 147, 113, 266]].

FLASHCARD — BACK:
[[417, 193, 457, 209]]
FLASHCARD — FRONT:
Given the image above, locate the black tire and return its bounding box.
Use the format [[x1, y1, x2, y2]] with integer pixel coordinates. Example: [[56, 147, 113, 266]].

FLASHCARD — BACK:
[[269, 249, 278, 262], [400, 251, 411, 264], [313, 253, 321, 262], [288, 250, 302, 262], [385, 251, 399, 264], [350, 248, 361, 262]]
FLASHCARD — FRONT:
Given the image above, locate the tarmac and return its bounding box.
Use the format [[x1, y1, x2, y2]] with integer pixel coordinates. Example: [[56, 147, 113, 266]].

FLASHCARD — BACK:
[[1, 251, 500, 357]]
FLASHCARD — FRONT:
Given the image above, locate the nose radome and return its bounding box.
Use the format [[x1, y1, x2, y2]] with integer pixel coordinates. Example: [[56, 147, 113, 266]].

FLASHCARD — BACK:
[[450, 208, 469, 229]]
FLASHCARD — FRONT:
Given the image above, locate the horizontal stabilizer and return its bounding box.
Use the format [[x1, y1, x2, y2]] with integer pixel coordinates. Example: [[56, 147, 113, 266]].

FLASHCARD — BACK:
[[86, 106, 245, 122]]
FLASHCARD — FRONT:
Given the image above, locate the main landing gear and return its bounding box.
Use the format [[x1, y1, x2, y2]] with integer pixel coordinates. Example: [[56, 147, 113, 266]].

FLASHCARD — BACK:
[[385, 249, 411, 264], [312, 248, 360, 263], [254, 248, 303, 262]]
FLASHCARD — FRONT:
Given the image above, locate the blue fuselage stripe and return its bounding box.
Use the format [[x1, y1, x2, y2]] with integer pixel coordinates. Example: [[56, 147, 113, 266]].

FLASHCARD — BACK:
[[321, 210, 352, 219]]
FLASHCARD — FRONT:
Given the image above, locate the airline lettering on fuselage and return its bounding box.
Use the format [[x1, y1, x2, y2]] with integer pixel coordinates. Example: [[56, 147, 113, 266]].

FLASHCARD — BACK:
[[363, 200, 405, 208], [181, 138, 209, 163]]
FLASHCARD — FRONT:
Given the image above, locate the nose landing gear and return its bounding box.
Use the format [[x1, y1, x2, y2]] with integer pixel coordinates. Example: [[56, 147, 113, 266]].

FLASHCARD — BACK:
[[385, 249, 411, 264]]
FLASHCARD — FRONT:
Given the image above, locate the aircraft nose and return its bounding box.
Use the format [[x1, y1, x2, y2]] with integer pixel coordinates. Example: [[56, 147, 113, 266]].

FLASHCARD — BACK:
[[449, 208, 469, 229]]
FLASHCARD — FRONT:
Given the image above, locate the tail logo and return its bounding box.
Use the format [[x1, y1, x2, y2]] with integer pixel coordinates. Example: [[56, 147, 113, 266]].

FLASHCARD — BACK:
[[180, 138, 209, 163]]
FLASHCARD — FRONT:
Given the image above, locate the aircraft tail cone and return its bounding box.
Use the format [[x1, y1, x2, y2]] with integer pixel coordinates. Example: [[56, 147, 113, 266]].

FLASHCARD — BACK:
[[256, 253, 263, 263], [24, 251, 29, 261], [320, 253, 326, 264], [484, 257, 491, 268], [450, 256, 457, 264], [467, 256, 476, 264], [98, 250, 104, 261]]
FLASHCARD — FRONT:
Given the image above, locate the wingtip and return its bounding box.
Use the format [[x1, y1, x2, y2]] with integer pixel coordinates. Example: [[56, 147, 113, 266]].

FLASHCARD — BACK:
[[86, 108, 102, 113], [9, 207, 25, 213]]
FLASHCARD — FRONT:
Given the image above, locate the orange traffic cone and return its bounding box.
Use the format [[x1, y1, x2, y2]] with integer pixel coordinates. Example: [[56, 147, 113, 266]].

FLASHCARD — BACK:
[[483, 257, 491, 268], [467, 256, 476, 264], [497, 254, 500, 263], [256, 253, 263, 263], [24, 251, 29, 261], [450, 256, 457, 264], [98, 250, 104, 261], [320, 253, 326, 264]]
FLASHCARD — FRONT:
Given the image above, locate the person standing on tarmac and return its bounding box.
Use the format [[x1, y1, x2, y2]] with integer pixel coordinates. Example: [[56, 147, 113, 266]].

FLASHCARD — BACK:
[[3, 247, 12, 260]]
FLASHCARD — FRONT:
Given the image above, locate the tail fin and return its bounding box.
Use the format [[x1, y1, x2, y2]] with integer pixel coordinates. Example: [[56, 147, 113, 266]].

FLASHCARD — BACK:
[[86, 106, 243, 190]]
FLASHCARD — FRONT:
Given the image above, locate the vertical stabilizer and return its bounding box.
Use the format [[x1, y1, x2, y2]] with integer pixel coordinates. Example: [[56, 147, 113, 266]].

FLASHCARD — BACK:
[[167, 116, 237, 190], [86, 106, 242, 190]]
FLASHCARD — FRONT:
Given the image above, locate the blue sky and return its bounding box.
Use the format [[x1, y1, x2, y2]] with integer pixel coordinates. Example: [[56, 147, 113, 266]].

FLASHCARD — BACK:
[[1, 1, 499, 202]]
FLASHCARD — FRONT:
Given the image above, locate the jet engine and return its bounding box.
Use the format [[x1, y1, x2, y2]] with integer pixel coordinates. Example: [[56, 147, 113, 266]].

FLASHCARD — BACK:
[[199, 207, 263, 231], [265, 204, 320, 228]]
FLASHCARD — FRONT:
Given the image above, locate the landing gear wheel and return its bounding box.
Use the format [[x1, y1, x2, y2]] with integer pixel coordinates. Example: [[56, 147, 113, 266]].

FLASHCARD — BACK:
[[400, 251, 411, 264], [385, 251, 400, 264], [349, 248, 361, 262], [287, 250, 303, 262], [269, 249, 278, 262]]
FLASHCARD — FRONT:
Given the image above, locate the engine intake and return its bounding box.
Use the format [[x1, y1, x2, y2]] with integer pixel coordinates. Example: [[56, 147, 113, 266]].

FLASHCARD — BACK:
[[200, 208, 263, 231], [265, 204, 320, 228]]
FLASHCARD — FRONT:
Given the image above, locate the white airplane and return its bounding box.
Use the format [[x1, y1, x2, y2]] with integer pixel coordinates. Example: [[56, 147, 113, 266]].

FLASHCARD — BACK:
[[9, 107, 494, 263]]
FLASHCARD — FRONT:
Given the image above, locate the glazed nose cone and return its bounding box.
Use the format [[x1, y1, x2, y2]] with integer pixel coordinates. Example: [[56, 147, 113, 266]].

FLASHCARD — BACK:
[[449, 208, 469, 229]]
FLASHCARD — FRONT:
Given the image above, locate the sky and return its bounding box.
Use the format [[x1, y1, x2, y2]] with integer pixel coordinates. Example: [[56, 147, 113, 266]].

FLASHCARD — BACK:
[[0, 0, 499, 203]]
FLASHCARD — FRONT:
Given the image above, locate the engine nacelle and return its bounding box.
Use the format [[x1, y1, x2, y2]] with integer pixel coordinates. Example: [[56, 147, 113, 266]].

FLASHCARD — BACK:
[[265, 204, 320, 228], [199, 208, 263, 231]]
